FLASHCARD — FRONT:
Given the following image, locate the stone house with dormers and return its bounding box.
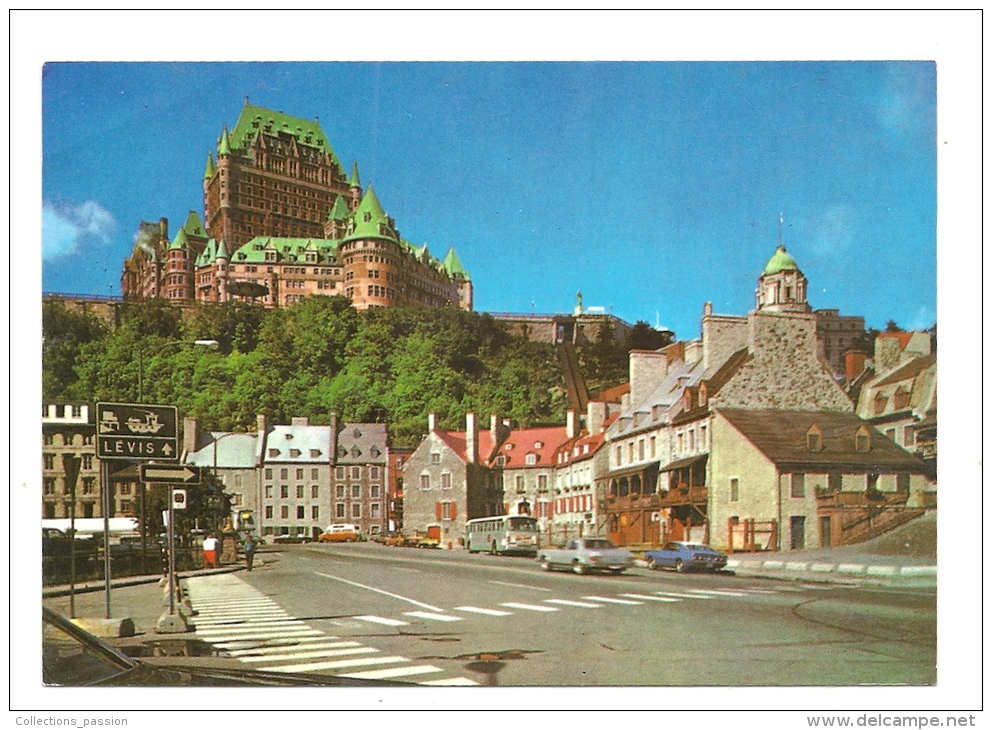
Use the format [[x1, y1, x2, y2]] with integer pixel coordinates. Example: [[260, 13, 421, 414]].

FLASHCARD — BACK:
[[493, 422, 573, 531], [332, 422, 388, 536], [551, 403, 617, 540], [600, 243, 925, 550], [403, 413, 506, 548]]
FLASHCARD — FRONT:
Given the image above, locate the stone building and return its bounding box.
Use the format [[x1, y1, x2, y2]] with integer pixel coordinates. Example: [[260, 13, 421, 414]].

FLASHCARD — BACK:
[[121, 102, 472, 312], [402, 413, 505, 548], [551, 404, 615, 540], [386, 447, 414, 533], [42, 402, 100, 519], [332, 423, 388, 537], [182, 420, 262, 531], [495, 422, 573, 531], [815, 309, 866, 380]]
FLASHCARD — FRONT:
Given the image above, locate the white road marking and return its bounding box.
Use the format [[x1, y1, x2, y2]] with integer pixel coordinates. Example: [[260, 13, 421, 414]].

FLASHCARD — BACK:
[[742, 588, 781, 594], [225, 640, 361, 657], [403, 611, 463, 622], [455, 606, 514, 616], [354, 615, 409, 627], [421, 677, 479, 686], [241, 646, 379, 663], [268, 655, 410, 673], [488, 580, 553, 592], [214, 636, 336, 650], [196, 629, 323, 642], [685, 589, 745, 597], [583, 596, 643, 605], [544, 599, 602, 608], [500, 602, 559, 612], [194, 615, 294, 626], [315, 572, 444, 612], [195, 623, 310, 635], [653, 591, 712, 600], [340, 665, 443, 680], [618, 593, 681, 602]]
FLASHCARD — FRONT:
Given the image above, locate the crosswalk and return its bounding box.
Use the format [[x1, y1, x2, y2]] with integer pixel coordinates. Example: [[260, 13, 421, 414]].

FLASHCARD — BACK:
[[186, 574, 809, 685], [185, 574, 477, 685]]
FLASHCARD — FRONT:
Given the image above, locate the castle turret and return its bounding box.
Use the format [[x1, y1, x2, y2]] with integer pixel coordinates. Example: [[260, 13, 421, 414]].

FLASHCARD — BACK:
[[348, 161, 362, 209]]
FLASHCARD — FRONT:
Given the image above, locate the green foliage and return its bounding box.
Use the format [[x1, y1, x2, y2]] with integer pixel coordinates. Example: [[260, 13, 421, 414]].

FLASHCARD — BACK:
[[42, 300, 107, 399], [45, 298, 573, 447]]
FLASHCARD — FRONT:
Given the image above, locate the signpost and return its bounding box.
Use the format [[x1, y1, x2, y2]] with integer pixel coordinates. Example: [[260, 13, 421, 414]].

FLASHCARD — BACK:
[[95, 402, 181, 622]]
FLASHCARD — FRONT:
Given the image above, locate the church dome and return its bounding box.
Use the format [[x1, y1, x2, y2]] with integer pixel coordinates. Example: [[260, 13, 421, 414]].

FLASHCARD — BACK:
[[762, 246, 799, 276]]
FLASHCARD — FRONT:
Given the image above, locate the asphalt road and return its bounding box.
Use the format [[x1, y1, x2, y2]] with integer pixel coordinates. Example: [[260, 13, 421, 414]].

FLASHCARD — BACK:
[[180, 543, 936, 687]]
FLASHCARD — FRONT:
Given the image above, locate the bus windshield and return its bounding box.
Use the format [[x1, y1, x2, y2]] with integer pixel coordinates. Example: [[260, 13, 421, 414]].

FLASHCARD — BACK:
[[507, 517, 538, 531]]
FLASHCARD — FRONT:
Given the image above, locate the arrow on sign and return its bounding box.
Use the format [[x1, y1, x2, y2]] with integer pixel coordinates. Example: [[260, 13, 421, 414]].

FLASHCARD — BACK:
[[140, 465, 201, 484]]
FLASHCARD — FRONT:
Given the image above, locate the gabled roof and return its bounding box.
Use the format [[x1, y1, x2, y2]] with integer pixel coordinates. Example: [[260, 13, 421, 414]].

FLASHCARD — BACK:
[[876, 331, 915, 350], [717, 409, 926, 473], [874, 354, 936, 388], [228, 102, 342, 169], [336, 423, 387, 465], [262, 423, 332, 463], [597, 382, 630, 404], [230, 236, 340, 264], [555, 412, 619, 465], [489, 426, 570, 469], [432, 429, 500, 465], [185, 432, 259, 469]]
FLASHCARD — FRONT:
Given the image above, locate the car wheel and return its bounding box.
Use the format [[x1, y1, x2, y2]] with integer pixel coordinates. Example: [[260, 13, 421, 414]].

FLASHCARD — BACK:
[[572, 561, 586, 575], [539, 557, 551, 571], [646, 556, 657, 570], [610, 568, 624, 575], [674, 558, 685, 573]]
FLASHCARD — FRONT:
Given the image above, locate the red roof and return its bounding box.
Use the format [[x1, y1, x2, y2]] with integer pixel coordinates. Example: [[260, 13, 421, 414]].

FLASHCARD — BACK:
[[489, 426, 570, 469], [432, 429, 500, 463], [877, 331, 914, 350], [597, 382, 630, 403], [554, 411, 619, 464]]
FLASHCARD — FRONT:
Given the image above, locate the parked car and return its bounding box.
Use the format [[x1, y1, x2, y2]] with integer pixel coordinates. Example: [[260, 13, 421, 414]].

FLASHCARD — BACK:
[[537, 537, 634, 575], [317, 524, 361, 543], [643, 541, 728, 573]]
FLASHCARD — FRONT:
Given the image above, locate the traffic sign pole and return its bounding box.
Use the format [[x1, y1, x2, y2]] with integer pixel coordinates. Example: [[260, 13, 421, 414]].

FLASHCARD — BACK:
[[102, 459, 111, 619], [167, 483, 176, 616]]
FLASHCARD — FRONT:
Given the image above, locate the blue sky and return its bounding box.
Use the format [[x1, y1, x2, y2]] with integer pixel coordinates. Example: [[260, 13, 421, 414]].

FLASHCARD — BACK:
[[42, 61, 936, 338]]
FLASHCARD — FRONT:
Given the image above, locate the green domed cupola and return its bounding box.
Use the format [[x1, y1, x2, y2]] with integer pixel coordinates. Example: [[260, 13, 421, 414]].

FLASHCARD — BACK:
[[762, 245, 799, 276]]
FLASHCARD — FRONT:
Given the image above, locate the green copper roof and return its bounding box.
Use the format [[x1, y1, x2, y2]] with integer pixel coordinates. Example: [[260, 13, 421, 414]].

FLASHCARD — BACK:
[[327, 194, 351, 222], [228, 102, 342, 170], [204, 151, 216, 180], [229, 236, 341, 265], [169, 227, 188, 251], [349, 161, 361, 188], [762, 246, 800, 276], [196, 238, 218, 267], [442, 247, 470, 280], [181, 211, 207, 239], [342, 187, 398, 243], [218, 126, 232, 156]]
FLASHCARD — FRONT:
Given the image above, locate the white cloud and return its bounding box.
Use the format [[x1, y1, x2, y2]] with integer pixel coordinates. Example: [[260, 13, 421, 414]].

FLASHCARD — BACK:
[[907, 305, 936, 331], [42, 199, 116, 260]]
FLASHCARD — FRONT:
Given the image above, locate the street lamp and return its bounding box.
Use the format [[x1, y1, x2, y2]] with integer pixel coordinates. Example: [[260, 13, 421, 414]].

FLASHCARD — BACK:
[[137, 339, 219, 402]]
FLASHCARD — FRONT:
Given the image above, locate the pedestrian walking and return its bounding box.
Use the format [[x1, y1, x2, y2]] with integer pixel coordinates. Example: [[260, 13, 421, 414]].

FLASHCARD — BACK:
[[202, 533, 218, 569], [244, 532, 256, 572]]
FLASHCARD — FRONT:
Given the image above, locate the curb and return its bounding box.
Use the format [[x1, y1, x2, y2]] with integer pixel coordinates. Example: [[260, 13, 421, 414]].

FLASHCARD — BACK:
[[42, 565, 244, 598], [726, 558, 935, 582]]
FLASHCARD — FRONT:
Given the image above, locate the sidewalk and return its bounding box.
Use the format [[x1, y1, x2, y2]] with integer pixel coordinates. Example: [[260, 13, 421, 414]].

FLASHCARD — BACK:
[[724, 512, 936, 586]]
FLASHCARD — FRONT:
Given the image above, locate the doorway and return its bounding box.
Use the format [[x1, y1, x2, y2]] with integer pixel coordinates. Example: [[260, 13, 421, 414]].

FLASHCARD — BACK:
[[790, 516, 806, 550]]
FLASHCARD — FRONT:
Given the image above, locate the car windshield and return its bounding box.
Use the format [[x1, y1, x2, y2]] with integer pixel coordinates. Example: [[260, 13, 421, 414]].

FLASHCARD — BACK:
[[584, 539, 616, 549], [685, 544, 713, 551], [507, 518, 537, 531]]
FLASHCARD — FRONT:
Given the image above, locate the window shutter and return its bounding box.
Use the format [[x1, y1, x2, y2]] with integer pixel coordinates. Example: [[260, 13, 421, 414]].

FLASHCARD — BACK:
[[436, 502, 443, 520], [451, 501, 457, 520]]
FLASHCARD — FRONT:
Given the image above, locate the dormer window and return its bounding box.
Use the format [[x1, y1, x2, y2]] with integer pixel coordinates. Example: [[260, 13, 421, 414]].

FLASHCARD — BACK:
[[310, 449, 321, 458], [351, 446, 361, 458], [525, 454, 538, 466], [534, 441, 543, 449], [504, 443, 514, 451], [855, 425, 871, 453], [289, 448, 301, 458], [893, 387, 910, 410], [873, 393, 888, 415], [698, 383, 708, 407], [353, 428, 362, 438], [806, 424, 822, 452]]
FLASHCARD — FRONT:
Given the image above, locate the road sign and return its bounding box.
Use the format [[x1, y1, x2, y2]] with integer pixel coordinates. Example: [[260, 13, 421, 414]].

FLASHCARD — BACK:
[[140, 464, 201, 484], [172, 489, 187, 510], [96, 402, 179, 461]]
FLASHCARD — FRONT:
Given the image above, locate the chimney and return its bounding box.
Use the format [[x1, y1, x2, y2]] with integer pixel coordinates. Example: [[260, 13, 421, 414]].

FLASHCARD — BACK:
[[159, 217, 168, 242], [256, 413, 267, 435], [428, 412, 437, 432], [628, 350, 668, 409], [465, 412, 479, 464], [291, 416, 309, 427], [845, 350, 867, 383], [183, 417, 198, 457], [329, 412, 339, 463], [566, 410, 577, 439], [587, 401, 606, 434]]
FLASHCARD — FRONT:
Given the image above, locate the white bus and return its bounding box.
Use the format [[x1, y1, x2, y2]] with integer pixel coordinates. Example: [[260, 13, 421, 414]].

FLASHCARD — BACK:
[[465, 515, 539, 556]]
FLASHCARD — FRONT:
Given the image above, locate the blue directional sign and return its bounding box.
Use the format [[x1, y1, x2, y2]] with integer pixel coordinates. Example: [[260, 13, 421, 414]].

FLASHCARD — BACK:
[[96, 402, 179, 461]]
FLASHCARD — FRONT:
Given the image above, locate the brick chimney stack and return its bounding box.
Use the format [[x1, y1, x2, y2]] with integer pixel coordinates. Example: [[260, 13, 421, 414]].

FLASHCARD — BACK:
[[845, 350, 867, 383], [183, 417, 198, 458], [566, 410, 578, 439], [428, 412, 437, 432], [329, 412, 339, 463], [465, 412, 479, 464], [256, 413, 266, 435], [587, 401, 606, 434]]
